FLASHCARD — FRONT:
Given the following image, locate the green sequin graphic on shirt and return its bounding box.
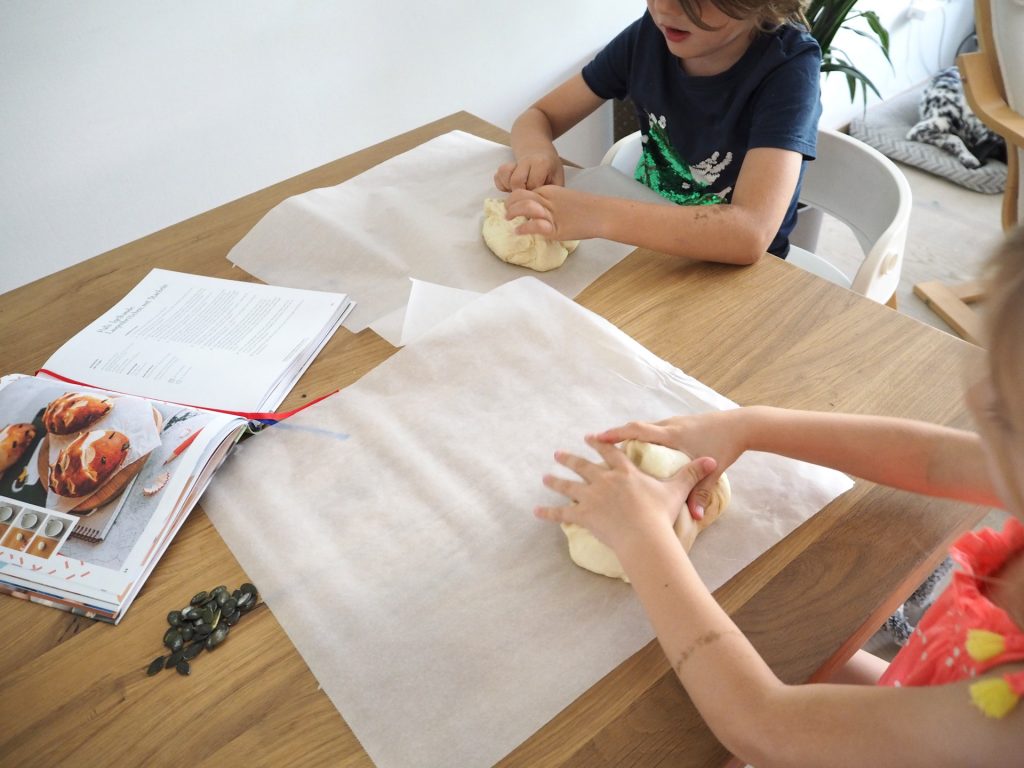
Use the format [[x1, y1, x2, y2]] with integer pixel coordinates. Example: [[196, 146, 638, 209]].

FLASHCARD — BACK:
[[635, 114, 728, 206]]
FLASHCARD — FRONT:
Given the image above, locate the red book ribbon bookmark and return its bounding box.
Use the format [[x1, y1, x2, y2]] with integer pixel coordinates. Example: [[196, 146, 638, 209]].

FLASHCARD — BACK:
[[35, 369, 338, 426]]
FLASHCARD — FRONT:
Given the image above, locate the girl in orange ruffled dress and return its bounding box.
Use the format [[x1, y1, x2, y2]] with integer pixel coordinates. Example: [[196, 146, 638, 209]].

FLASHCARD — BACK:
[[536, 226, 1024, 765]]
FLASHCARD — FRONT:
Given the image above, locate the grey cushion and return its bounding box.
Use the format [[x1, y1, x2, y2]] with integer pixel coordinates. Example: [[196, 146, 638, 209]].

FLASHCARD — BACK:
[[849, 87, 1007, 194]]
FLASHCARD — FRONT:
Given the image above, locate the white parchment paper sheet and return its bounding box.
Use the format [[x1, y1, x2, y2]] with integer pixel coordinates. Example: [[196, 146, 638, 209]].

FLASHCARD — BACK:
[[225, 130, 635, 332], [202, 278, 853, 768]]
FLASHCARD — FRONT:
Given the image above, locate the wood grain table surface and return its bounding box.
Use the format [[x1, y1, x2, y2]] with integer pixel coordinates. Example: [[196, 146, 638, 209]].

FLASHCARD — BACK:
[[0, 111, 988, 768]]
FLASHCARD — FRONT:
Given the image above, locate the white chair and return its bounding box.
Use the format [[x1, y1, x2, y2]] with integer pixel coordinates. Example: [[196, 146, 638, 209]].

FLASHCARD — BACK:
[[600, 128, 913, 306]]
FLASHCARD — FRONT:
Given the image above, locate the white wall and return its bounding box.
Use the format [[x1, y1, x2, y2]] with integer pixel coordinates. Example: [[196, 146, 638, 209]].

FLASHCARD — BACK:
[[0, 1, 974, 295], [819, 0, 975, 128]]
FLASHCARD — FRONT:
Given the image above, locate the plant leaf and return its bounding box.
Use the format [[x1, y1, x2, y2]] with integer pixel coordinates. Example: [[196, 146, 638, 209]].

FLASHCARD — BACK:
[[808, 0, 890, 105]]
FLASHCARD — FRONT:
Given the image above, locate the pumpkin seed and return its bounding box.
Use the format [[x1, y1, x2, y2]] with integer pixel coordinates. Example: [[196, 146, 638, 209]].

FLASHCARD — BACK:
[[183, 642, 204, 661], [205, 624, 229, 650], [165, 648, 186, 669], [238, 588, 258, 612], [149, 582, 257, 679], [163, 628, 183, 652]]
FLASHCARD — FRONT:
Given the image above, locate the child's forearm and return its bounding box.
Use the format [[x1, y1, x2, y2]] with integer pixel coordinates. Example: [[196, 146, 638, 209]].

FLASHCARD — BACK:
[[618, 529, 787, 762], [588, 194, 773, 265], [509, 107, 558, 162], [742, 406, 998, 506], [618, 516, 1021, 766]]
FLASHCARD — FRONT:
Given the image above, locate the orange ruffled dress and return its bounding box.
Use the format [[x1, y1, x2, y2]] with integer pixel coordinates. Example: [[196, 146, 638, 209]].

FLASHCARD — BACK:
[[879, 518, 1024, 718]]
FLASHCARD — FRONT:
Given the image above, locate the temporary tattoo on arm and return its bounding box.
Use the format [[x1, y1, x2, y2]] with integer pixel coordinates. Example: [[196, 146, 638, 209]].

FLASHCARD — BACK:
[[693, 206, 725, 222], [673, 630, 739, 677]]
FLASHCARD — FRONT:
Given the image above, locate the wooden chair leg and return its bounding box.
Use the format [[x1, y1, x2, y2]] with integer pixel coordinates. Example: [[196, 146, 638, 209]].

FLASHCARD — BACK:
[[913, 280, 986, 344]]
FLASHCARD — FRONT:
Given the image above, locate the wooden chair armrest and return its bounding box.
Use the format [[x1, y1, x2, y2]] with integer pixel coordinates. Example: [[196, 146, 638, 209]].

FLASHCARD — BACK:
[[958, 51, 1024, 148]]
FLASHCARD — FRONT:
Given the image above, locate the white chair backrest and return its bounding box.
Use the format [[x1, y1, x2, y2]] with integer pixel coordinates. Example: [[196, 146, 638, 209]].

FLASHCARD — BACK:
[[601, 132, 645, 176], [800, 129, 912, 303], [991, 0, 1024, 111], [600, 128, 912, 304]]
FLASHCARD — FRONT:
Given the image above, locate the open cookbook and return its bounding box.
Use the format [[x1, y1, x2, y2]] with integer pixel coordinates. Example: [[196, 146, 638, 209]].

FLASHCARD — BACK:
[[0, 269, 354, 622]]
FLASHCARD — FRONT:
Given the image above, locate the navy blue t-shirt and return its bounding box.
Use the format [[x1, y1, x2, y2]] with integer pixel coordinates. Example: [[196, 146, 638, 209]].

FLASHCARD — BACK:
[[582, 13, 822, 256]]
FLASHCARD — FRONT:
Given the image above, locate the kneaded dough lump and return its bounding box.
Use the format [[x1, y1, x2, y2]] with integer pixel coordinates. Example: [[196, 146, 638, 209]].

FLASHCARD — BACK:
[[561, 440, 731, 582], [481, 197, 579, 272]]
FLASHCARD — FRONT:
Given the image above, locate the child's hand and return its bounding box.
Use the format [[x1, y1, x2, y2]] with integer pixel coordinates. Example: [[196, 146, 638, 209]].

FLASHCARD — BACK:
[[535, 435, 717, 556], [504, 185, 601, 242], [494, 153, 565, 191], [597, 410, 751, 522]]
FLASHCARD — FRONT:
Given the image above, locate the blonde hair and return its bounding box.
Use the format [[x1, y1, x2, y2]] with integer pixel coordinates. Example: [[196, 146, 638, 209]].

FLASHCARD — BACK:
[[674, 0, 810, 31], [984, 225, 1024, 432], [982, 225, 1024, 512]]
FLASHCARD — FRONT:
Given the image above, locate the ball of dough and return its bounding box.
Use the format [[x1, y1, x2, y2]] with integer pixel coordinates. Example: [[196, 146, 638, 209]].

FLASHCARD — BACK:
[[481, 197, 578, 272], [561, 439, 731, 582]]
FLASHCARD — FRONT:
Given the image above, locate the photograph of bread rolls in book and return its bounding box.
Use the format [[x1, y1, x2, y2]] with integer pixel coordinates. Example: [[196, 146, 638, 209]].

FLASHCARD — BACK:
[[561, 440, 730, 582], [42, 392, 113, 435], [0, 423, 37, 474], [41, 406, 163, 514]]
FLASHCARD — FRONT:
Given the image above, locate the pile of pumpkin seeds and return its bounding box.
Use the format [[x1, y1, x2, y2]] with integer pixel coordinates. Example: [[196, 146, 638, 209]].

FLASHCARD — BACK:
[[145, 582, 259, 677]]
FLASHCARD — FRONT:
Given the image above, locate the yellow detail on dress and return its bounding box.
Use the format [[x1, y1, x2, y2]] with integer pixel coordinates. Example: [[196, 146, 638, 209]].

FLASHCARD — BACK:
[[969, 676, 1019, 719], [966, 628, 1007, 662]]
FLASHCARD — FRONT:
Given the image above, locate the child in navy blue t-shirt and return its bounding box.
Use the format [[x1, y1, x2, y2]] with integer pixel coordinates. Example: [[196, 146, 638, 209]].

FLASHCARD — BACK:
[[495, 0, 821, 261]]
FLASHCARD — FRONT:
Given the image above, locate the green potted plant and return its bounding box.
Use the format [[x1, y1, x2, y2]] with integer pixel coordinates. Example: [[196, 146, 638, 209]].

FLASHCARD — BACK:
[[807, 0, 892, 106]]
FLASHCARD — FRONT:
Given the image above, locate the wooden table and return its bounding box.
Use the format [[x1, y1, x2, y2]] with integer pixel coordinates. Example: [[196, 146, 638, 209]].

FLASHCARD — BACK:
[[0, 112, 988, 767]]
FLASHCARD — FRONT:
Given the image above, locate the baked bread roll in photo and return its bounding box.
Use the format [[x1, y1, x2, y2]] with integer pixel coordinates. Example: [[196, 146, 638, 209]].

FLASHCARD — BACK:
[[0, 423, 37, 473], [48, 429, 130, 498], [44, 405, 163, 513], [42, 392, 113, 435]]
